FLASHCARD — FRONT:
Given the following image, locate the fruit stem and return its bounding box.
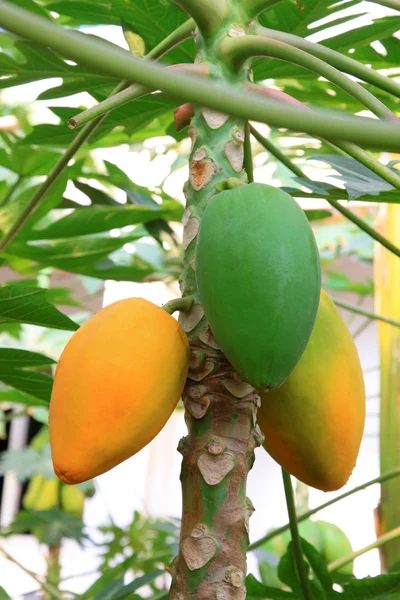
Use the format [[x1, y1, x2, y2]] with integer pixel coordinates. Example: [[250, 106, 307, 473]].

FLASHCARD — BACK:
[[69, 64, 206, 130], [328, 526, 400, 572], [254, 24, 400, 100], [249, 466, 400, 550], [162, 296, 194, 315], [171, 0, 229, 38], [2, 2, 400, 149], [245, 0, 283, 17], [0, 547, 65, 600], [249, 125, 400, 260], [221, 36, 397, 122], [244, 123, 254, 183], [282, 469, 314, 600], [333, 298, 400, 328]]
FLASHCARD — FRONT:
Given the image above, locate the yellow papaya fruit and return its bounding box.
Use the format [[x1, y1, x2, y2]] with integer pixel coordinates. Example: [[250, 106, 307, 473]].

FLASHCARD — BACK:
[[49, 298, 189, 484], [258, 291, 365, 491], [23, 474, 59, 511]]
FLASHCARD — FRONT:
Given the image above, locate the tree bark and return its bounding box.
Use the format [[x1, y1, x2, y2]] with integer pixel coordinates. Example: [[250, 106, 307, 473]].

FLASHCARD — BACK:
[[169, 5, 263, 597]]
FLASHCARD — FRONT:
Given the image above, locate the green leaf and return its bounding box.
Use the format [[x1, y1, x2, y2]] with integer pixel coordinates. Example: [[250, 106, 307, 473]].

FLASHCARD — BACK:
[[324, 271, 373, 295], [22, 96, 177, 148], [0, 39, 112, 92], [301, 538, 334, 593], [246, 574, 300, 599], [0, 388, 48, 408], [9, 508, 86, 545], [0, 445, 53, 481], [0, 368, 53, 402], [0, 348, 55, 368], [81, 556, 136, 600], [46, 0, 195, 64], [342, 573, 400, 599], [95, 571, 163, 600], [0, 586, 11, 600], [309, 155, 394, 200], [0, 285, 78, 330], [304, 209, 332, 221], [31, 202, 183, 239]]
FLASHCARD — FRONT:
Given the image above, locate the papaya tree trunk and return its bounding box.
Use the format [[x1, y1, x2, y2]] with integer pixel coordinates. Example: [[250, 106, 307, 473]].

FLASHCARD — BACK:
[[169, 2, 264, 597], [45, 545, 61, 600], [374, 203, 400, 570]]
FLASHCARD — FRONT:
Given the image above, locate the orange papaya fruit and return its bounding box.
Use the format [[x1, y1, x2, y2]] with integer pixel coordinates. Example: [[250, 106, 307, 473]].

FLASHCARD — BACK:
[[258, 290, 365, 491], [49, 298, 189, 484]]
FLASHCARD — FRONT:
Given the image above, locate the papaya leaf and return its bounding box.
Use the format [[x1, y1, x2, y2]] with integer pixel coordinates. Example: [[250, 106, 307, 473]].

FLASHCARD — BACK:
[[0, 445, 53, 481], [81, 556, 138, 600], [0, 348, 55, 369], [246, 574, 300, 599], [0, 388, 47, 408], [30, 201, 182, 239], [8, 508, 86, 545], [309, 155, 395, 201], [0, 285, 78, 331], [0, 587, 11, 600], [342, 573, 400, 600], [301, 538, 334, 594], [104, 571, 164, 600]]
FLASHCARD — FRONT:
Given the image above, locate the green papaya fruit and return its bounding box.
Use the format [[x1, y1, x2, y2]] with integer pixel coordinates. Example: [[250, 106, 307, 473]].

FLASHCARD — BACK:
[[196, 183, 321, 390], [317, 520, 353, 575], [261, 520, 324, 561]]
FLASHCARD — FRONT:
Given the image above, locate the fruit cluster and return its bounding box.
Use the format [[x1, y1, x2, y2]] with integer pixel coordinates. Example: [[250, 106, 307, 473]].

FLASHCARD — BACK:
[[196, 183, 365, 491], [49, 182, 365, 494]]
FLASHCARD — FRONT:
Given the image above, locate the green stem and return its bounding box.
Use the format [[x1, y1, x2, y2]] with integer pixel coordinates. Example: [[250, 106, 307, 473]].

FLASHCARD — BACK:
[[326, 198, 400, 259], [250, 125, 400, 259], [372, 0, 400, 10], [334, 141, 400, 191], [162, 296, 194, 315], [0, 20, 194, 255], [171, 0, 229, 37], [222, 36, 397, 121], [245, 0, 282, 17], [0, 547, 64, 600], [328, 526, 400, 572], [70, 64, 206, 130], [0, 83, 123, 254], [2, 2, 400, 148], [282, 469, 313, 600], [249, 467, 400, 551], [244, 123, 254, 183], [254, 25, 400, 99], [333, 298, 400, 328], [0, 175, 24, 207], [250, 125, 303, 178]]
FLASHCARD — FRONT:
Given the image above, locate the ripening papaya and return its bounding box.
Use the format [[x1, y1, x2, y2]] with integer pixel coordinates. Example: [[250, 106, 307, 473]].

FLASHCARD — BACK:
[[196, 183, 321, 390], [49, 298, 189, 484], [61, 485, 85, 519], [23, 474, 59, 511], [258, 290, 366, 491]]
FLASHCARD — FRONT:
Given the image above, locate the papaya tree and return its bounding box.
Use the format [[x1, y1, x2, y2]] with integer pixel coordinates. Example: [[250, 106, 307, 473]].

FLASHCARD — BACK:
[[1, 0, 400, 598]]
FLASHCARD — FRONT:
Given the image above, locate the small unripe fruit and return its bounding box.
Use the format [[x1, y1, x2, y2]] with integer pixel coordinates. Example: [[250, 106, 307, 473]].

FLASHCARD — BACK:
[[50, 298, 189, 484]]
